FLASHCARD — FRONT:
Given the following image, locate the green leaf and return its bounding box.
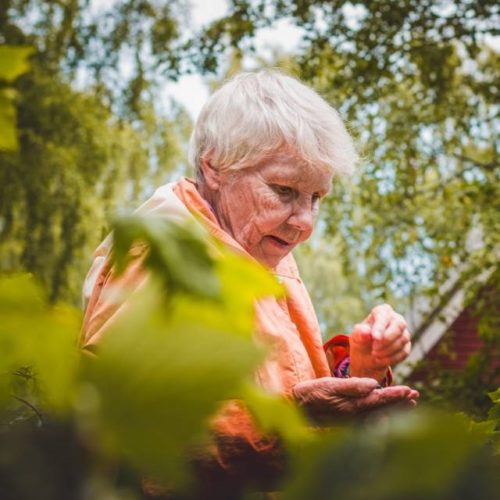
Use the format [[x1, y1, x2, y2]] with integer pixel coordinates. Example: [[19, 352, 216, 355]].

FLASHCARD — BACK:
[[488, 388, 500, 405], [0, 88, 19, 151], [112, 215, 220, 300], [81, 218, 283, 488], [283, 408, 493, 500], [0, 46, 33, 83], [111, 215, 283, 339], [0, 46, 33, 150], [82, 279, 265, 488], [215, 248, 284, 336], [0, 274, 80, 412]]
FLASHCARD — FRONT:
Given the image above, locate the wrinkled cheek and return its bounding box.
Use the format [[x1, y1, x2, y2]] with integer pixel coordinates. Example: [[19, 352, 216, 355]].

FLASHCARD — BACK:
[[234, 221, 263, 252]]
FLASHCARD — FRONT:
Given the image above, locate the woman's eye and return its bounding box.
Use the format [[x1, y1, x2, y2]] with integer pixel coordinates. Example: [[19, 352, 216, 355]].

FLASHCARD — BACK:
[[312, 193, 321, 208], [273, 185, 294, 196]]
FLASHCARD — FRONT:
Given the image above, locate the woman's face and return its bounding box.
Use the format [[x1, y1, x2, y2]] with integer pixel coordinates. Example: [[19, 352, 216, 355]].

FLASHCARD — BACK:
[[211, 154, 333, 268]]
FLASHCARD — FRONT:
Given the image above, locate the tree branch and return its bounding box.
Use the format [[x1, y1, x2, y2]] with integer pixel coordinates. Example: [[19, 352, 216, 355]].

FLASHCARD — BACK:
[[13, 396, 44, 427]]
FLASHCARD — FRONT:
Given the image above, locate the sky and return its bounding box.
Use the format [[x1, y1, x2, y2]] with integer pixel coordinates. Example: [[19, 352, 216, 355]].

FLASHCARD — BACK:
[[162, 0, 304, 120], [160, 0, 227, 120], [88, 0, 305, 120]]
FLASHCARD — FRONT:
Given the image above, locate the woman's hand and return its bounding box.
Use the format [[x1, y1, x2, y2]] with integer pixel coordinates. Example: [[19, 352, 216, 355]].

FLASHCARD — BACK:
[[350, 304, 412, 382], [292, 377, 419, 424]]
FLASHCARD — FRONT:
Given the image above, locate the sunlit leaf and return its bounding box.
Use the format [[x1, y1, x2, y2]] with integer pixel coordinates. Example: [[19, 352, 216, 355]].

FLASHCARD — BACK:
[[80, 220, 283, 488], [0, 88, 19, 151], [0, 46, 33, 151], [0, 46, 33, 83]]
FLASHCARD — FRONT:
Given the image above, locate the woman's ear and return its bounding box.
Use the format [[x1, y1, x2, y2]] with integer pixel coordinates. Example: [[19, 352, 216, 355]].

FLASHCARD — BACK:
[[199, 157, 221, 191]]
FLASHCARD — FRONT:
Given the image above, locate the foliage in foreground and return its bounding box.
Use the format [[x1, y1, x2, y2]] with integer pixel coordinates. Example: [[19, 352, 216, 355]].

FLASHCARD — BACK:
[[0, 217, 499, 499], [0, 2, 498, 497]]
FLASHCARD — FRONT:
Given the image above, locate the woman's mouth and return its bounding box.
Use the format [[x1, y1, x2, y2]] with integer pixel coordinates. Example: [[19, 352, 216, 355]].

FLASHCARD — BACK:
[[267, 235, 291, 248]]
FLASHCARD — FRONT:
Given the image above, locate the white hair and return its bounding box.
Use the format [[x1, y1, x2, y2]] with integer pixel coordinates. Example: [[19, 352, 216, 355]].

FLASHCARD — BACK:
[[188, 69, 358, 177]]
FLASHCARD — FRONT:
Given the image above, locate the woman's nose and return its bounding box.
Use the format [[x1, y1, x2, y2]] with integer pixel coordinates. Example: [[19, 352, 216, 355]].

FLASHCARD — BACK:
[[287, 201, 315, 233]]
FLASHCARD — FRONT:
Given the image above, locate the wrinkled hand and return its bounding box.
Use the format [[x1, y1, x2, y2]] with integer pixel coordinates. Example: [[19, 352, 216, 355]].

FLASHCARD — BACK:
[[292, 377, 419, 424], [350, 304, 412, 382]]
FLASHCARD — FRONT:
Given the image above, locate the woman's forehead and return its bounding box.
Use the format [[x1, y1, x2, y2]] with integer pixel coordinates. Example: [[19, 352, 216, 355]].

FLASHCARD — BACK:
[[256, 155, 333, 192]]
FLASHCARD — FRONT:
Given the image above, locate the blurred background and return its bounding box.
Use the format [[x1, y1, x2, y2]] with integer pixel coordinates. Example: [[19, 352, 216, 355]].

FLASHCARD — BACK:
[[1, 0, 498, 393], [0, 1, 499, 497]]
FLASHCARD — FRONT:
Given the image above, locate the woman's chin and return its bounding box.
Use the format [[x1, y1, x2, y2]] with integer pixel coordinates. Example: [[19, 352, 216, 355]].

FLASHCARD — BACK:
[[251, 237, 295, 269]]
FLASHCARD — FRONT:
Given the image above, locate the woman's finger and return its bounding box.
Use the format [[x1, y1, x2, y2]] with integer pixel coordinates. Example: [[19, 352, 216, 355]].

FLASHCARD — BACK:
[[383, 314, 407, 341], [355, 385, 419, 412], [373, 339, 411, 366], [351, 322, 373, 347], [292, 377, 379, 403], [369, 304, 393, 340], [373, 327, 411, 356]]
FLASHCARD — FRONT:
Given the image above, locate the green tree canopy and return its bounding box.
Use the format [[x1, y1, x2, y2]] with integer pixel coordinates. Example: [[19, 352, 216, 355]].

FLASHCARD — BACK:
[[0, 1, 193, 302]]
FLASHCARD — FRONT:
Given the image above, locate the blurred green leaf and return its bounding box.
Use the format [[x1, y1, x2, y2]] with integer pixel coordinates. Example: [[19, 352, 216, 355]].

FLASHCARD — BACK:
[[83, 279, 265, 487], [488, 388, 500, 405], [112, 215, 220, 300], [214, 248, 284, 336], [283, 408, 494, 500], [0, 274, 80, 412], [0, 46, 33, 83], [82, 220, 284, 487], [112, 216, 283, 338], [167, 255, 282, 344], [485, 388, 500, 454]]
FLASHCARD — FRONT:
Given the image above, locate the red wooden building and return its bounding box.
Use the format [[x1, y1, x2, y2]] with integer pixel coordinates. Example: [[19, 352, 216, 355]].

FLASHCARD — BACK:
[[395, 267, 499, 385]]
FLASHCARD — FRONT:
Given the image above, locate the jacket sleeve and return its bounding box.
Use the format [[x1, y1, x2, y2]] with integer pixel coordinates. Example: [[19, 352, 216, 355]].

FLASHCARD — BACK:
[[80, 245, 150, 350], [323, 334, 393, 386]]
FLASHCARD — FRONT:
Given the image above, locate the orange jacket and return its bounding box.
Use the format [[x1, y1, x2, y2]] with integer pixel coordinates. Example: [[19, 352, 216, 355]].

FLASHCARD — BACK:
[[82, 178, 332, 384], [81, 178, 345, 490]]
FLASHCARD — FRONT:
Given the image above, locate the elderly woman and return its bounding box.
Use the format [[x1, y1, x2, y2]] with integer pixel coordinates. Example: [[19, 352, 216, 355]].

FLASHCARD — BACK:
[[81, 70, 418, 496]]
